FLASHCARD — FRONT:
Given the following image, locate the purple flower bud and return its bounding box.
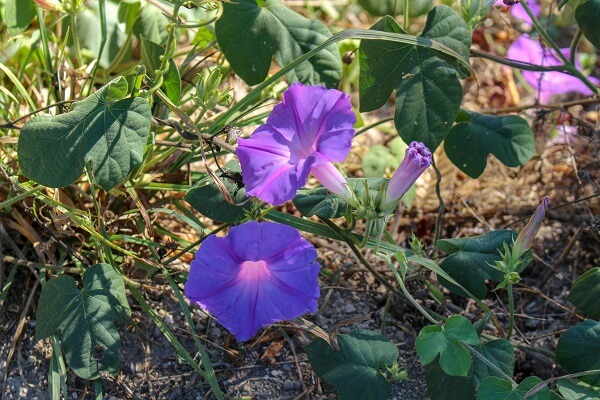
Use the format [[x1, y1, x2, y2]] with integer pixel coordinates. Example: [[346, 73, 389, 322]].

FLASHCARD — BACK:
[[380, 141, 432, 211], [512, 196, 550, 257]]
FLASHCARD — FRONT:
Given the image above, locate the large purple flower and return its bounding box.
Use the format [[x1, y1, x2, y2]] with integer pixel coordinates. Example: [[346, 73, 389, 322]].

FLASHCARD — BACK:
[[507, 36, 600, 102], [184, 221, 320, 341], [236, 83, 356, 205]]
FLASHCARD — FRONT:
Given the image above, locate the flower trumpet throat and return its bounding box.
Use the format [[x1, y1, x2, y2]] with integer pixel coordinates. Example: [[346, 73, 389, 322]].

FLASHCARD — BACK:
[[379, 141, 432, 212]]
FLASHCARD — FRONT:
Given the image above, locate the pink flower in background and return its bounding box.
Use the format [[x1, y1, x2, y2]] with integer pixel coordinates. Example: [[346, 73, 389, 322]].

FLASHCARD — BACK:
[[236, 83, 356, 205], [185, 221, 320, 341], [509, 0, 540, 25], [34, 0, 61, 10], [512, 196, 550, 258], [507, 36, 600, 102], [380, 141, 432, 211]]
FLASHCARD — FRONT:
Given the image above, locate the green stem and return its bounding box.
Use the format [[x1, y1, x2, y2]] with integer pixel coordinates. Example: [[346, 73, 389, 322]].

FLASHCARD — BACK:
[[431, 156, 444, 252], [506, 283, 515, 339], [462, 342, 516, 386], [384, 255, 439, 324], [525, 369, 600, 398], [569, 29, 583, 65], [354, 117, 394, 137], [128, 286, 225, 400], [403, 0, 409, 31], [144, 1, 182, 97], [162, 273, 224, 400], [471, 49, 570, 72]]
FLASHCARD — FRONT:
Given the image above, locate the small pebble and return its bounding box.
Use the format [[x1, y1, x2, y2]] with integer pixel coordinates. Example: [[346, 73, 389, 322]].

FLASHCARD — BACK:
[[211, 327, 222, 338], [271, 370, 281, 377], [283, 379, 294, 390], [344, 303, 356, 313], [293, 381, 303, 390], [71, 392, 78, 399], [164, 315, 174, 325]]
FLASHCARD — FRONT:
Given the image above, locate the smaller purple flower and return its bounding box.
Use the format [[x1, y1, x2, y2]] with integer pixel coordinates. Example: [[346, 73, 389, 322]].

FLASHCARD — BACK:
[[380, 141, 432, 211], [236, 83, 356, 205], [184, 221, 320, 341], [512, 196, 549, 258], [507, 36, 600, 103]]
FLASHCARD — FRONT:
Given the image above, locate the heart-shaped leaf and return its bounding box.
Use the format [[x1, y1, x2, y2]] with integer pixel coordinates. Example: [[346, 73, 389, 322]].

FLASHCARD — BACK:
[[556, 320, 600, 386], [576, 0, 600, 50], [416, 315, 480, 377], [306, 330, 399, 400], [437, 230, 515, 299], [185, 161, 254, 223], [568, 267, 600, 318], [293, 187, 349, 219], [18, 77, 151, 191], [36, 264, 131, 380], [477, 376, 550, 400], [133, 3, 170, 44], [557, 379, 600, 400], [215, 0, 342, 87], [444, 111, 536, 178], [359, 6, 471, 150], [424, 339, 514, 400]]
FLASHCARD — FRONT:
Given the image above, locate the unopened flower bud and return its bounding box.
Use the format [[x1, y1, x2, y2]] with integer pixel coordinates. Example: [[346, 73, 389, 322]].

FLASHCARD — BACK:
[[512, 196, 549, 258], [380, 141, 432, 212]]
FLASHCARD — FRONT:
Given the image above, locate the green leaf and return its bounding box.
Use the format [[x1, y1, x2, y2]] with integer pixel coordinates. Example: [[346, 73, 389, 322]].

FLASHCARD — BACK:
[[416, 315, 480, 376], [556, 320, 600, 387], [557, 379, 600, 400], [185, 161, 254, 223], [215, 0, 342, 87], [444, 111, 536, 178], [359, 7, 471, 150], [306, 330, 399, 400], [133, 3, 169, 44], [437, 230, 515, 299], [5, 0, 35, 33], [357, 0, 435, 16], [141, 37, 182, 104], [18, 77, 151, 191], [477, 376, 550, 400], [568, 267, 600, 318], [576, 0, 600, 50], [72, 1, 132, 68], [424, 339, 514, 400], [293, 187, 348, 219], [35, 264, 131, 380]]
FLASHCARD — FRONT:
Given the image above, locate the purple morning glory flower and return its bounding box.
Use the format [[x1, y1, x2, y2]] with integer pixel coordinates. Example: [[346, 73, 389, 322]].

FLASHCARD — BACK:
[[236, 83, 356, 205], [507, 36, 600, 103], [184, 221, 320, 341], [380, 141, 432, 211], [512, 196, 549, 258]]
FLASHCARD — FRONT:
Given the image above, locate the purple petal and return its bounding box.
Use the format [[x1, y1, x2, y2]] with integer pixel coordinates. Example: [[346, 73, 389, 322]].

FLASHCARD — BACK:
[[507, 36, 599, 100], [237, 83, 356, 204], [310, 160, 353, 201], [510, 0, 540, 25], [185, 221, 320, 341]]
